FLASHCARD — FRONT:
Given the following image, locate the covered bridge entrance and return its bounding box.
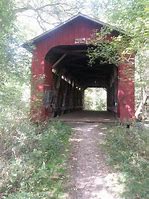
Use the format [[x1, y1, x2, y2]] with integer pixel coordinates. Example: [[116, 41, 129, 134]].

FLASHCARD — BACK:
[[23, 14, 135, 122]]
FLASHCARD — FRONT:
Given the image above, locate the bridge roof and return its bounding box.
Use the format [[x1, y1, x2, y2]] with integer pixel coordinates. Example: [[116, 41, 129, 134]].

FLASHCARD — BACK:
[[23, 13, 125, 51]]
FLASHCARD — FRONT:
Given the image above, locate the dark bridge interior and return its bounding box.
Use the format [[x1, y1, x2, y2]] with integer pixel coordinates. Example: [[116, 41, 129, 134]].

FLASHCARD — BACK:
[[45, 45, 118, 119]]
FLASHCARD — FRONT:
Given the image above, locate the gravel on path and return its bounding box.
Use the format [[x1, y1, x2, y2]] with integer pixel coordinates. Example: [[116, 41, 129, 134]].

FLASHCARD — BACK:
[[67, 123, 123, 199]]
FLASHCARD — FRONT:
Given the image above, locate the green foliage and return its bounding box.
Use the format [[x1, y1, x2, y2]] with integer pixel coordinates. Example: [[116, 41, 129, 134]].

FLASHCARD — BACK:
[[105, 0, 149, 51], [88, 27, 133, 66], [0, 120, 71, 199], [84, 88, 107, 110], [103, 125, 149, 199], [0, 0, 31, 122], [88, 0, 148, 65], [0, 0, 14, 47], [0, 0, 15, 76]]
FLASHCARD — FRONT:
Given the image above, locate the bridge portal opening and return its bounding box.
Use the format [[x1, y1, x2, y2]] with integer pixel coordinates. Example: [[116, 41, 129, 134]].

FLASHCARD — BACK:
[[45, 44, 118, 120], [84, 88, 107, 111]]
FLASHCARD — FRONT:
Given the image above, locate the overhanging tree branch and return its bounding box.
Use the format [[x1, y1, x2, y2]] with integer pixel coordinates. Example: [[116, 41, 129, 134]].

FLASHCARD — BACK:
[[14, 3, 61, 13]]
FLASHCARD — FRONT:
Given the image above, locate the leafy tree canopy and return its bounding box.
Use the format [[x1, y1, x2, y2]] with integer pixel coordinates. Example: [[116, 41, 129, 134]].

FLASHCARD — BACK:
[[88, 0, 148, 67], [105, 0, 149, 51]]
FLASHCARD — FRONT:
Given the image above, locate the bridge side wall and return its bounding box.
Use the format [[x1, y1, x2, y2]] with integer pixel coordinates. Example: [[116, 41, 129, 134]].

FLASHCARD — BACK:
[[117, 57, 135, 122]]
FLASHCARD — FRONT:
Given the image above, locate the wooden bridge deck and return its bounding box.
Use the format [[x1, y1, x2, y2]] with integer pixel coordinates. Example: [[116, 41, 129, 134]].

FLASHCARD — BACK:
[[52, 111, 118, 123]]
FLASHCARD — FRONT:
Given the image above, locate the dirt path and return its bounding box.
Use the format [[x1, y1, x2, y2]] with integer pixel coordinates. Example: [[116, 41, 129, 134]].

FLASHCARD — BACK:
[[67, 123, 122, 199]]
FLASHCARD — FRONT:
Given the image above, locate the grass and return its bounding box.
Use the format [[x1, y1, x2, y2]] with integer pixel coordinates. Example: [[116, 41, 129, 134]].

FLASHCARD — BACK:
[[103, 124, 149, 199], [0, 119, 72, 199]]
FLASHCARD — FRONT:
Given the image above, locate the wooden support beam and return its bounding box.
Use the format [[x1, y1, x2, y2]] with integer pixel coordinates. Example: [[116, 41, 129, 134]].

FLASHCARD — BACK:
[[53, 48, 87, 54], [52, 53, 67, 68]]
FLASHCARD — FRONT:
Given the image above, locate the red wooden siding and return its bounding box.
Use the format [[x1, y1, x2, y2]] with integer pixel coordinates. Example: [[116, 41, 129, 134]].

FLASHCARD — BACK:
[[27, 15, 135, 122]]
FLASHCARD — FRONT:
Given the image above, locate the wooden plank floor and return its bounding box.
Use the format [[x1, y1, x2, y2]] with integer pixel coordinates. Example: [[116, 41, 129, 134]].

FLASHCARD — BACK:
[[52, 110, 118, 123]]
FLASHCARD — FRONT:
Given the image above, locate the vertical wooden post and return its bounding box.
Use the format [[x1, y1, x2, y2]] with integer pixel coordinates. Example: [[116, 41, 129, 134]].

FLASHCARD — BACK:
[[117, 55, 135, 122], [44, 60, 54, 118], [31, 49, 53, 121], [31, 50, 44, 122]]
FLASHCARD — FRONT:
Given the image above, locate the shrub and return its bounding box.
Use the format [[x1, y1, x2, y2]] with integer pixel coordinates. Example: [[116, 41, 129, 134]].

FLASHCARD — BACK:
[[0, 120, 71, 199]]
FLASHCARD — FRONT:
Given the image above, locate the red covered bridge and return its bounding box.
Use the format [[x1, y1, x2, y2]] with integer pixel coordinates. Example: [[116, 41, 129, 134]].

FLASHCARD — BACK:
[[23, 13, 135, 122]]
